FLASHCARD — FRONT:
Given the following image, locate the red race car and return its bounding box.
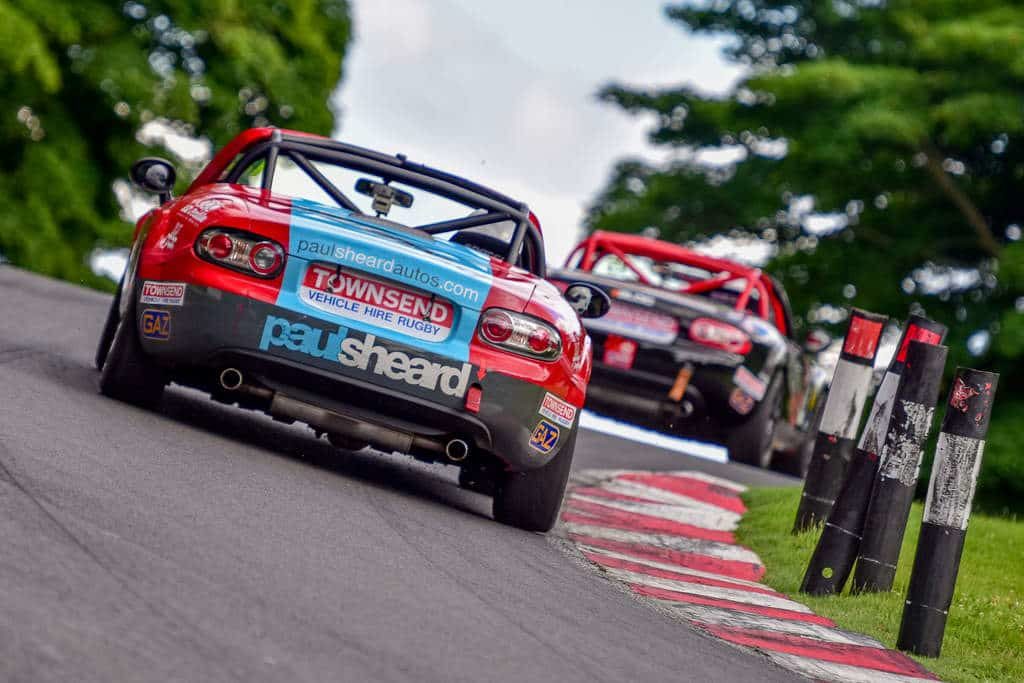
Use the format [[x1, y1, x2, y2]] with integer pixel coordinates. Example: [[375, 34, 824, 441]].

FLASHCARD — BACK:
[[550, 231, 829, 473], [95, 128, 608, 531]]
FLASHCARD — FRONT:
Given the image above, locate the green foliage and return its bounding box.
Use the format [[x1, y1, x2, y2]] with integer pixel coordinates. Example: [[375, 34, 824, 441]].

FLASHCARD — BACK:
[[738, 487, 1024, 683], [0, 0, 351, 286], [591, 1, 1024, 511]]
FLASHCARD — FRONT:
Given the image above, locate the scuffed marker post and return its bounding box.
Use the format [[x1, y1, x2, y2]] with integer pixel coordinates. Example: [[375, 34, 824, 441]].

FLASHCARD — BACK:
[[854, 332, 952, 593], [801, 337, 947, 595], [898, 368, 998, 657], [793, 309, 887, 532]]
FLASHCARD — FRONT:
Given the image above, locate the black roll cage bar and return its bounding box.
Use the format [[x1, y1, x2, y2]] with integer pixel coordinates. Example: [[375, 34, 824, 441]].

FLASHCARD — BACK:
[[222, 131, 545, 275]]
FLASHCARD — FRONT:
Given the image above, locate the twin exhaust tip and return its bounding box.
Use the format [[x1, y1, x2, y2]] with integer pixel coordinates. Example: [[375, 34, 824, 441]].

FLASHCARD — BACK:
[[219, 367, 244, 391], [219, 367, 471, 463], [445, 439, 469, 462]]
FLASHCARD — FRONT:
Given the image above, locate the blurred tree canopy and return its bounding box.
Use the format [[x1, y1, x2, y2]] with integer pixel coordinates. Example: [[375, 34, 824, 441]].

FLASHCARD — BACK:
[[590, 1, 1024, 377], [0, 0, 351, 286]]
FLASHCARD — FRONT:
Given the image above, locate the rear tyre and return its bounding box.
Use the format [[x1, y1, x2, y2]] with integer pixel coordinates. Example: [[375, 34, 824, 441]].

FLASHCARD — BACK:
[[95, 279, 123, 370], [726, 375, 782, 469], [99, 306, 165, 408], [493, 431, 577, 532]]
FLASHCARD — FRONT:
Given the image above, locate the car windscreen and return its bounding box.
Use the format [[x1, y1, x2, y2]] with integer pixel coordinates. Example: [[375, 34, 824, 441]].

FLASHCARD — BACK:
[[591, 252, 768, 319], [228, 145, 541, 272]]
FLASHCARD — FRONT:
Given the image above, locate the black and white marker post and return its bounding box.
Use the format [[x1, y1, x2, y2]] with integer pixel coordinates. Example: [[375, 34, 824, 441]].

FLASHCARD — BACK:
[[793, 309, 888, 533], [897, 368, 998, 657], [854, 327, 952, 593], [801, 338, 947, 595]]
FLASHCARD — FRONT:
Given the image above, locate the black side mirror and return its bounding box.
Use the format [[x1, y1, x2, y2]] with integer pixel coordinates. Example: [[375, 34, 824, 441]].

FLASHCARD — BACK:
[[130, 157, 177, 203], [803, 328, 833, 354], [564, 282, 611, 319]]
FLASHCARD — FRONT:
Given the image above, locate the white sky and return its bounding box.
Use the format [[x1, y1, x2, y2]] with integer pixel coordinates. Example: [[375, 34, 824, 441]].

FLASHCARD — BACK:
[[332, 0, 744, 265]]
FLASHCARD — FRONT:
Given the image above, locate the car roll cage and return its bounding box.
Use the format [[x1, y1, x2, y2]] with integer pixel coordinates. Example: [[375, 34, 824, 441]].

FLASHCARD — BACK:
[[568, 231, 775, 322], [210, 129, 544, 274]]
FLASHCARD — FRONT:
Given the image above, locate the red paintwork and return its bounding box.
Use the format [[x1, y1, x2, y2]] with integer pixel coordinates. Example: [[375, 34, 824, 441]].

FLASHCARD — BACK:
[[136, 129, 591, 408], [632, 585, 834, 625], [567, 231, 789, 335], [569, 534, 765, 582]]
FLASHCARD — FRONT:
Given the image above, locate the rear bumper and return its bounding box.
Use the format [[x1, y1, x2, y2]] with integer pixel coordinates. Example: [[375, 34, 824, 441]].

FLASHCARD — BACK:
[[134, 283, 577, 471], [584, 359, 744, 437]]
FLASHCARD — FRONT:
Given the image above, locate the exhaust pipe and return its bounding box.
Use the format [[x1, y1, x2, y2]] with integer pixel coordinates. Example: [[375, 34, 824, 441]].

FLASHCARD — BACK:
[[445, 439, 469, 462], [219, 367, 244, 391]]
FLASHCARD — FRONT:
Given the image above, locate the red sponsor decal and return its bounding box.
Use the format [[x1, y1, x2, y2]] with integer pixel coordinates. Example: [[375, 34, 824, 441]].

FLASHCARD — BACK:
[[540, 392, 577, 427], [602, 335, 638, 369], [140, 281, 186, 306], [895, 324, 943, 363], [842, 315, 884, 360], [301, 264, 454, 342]]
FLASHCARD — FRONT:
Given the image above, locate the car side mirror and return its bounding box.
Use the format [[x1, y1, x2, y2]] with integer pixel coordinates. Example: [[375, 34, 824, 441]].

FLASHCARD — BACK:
[[564, 282, 611, 319], [130, 157, 177, 203], [803, 328, 832, 354]]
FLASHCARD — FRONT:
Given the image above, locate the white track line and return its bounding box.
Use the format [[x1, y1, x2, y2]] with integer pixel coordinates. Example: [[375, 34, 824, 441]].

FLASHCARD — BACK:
[[579, 412, 729, 462]]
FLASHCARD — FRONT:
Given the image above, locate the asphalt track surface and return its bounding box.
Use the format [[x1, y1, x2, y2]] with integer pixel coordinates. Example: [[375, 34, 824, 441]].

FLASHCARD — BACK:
[[0, 267, 798, 683]]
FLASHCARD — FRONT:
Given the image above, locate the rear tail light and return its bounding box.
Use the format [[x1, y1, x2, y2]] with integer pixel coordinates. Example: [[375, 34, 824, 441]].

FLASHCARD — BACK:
[[689, 317, 752, 354], [196, 228, 285, 279], [478, 308, 561, 361]]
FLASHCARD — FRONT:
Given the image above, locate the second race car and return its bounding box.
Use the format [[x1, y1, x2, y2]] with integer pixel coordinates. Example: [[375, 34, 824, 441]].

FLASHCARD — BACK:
[[549, 231, 830, 473], [95, 128, 609, 531]]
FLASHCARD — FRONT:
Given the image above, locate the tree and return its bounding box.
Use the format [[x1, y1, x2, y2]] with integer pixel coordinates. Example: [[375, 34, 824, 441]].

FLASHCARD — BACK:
[[0, 0, 351, 287], [589, 1, 1024, 511]]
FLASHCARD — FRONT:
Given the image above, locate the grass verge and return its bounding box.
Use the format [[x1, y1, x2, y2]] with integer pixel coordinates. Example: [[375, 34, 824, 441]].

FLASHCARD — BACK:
[[736, 487, 1023, 682]]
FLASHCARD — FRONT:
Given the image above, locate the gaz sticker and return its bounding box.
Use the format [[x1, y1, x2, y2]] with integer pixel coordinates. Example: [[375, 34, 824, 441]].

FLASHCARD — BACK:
[[529, 419, 560, 454], [141, 309, 171, 340]]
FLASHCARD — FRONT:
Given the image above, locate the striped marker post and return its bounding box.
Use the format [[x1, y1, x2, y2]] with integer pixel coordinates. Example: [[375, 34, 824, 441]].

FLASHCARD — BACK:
[[801, 338, 947, 595], [897, 368, 998, 657], [793, 309, 888, 533], [854, 331, 953, 594]]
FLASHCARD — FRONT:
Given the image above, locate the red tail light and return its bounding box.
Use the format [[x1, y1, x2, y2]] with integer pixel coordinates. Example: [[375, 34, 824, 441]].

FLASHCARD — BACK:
[[479, 308, 561, 361], [196, 228, 285, 279], [689, 317, 752, 354]]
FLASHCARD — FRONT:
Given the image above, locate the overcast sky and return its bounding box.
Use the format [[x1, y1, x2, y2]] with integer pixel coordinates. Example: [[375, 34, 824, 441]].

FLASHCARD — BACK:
[[332, 0, 744, 264]]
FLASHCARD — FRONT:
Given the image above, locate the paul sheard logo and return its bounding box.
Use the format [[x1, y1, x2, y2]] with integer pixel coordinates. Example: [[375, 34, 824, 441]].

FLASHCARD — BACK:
[[259, 315, 472, 397]]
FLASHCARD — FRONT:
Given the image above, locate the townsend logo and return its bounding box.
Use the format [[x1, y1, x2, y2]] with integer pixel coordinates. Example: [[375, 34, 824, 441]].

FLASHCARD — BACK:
[[301, 264, 455, 343], [539, 392, 577, 428], [140, 281, 186, 306], [259, 315, 472, 398]]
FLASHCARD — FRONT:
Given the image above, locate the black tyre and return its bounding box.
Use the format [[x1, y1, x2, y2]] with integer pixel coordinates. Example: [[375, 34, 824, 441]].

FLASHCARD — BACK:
[[94, 280, 123, 370], [99, 306, 165, 408], [726, 375, 782, 468], [493, 431, 577, 532]]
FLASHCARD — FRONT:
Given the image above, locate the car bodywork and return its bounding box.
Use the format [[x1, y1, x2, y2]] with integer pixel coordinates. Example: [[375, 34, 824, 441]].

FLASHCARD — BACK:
[[99, 128, 597, 528], [550, 231, 827, 470]]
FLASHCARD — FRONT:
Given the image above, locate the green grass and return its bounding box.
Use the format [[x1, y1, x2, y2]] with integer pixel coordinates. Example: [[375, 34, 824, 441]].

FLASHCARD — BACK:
[[736, 487, 1024, 682]]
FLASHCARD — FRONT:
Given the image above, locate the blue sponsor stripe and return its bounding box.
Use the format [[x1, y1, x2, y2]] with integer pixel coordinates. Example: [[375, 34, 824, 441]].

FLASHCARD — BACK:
[[274, 198, 494, 362]]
